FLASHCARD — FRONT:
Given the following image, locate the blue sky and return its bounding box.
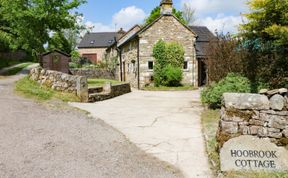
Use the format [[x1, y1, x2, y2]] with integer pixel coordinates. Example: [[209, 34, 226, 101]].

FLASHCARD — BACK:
[[76, 0, 249, 33]]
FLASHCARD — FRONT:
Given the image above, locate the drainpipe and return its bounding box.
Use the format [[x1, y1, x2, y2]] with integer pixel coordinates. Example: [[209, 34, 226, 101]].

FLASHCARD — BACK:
[[116, 47, 122, 81], [137, 37, 140, 89]]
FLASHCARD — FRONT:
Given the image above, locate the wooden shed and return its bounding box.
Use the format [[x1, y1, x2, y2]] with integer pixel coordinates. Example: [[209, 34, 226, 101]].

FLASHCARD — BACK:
[[40, 50, 71, 74]]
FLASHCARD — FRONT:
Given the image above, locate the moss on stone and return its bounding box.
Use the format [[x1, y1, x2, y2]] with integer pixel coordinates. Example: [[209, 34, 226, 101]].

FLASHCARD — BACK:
[[277, 137, 288, 146], [225, 108, 254, 121], [216, 130, 241, 149]]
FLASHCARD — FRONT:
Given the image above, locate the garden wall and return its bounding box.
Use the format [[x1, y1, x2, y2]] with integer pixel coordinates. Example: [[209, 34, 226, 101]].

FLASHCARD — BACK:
[[30, 67, 88, 102], [70, 68, 116, 80], [217, 88, 288, 147], [88, 83, 131, 102]]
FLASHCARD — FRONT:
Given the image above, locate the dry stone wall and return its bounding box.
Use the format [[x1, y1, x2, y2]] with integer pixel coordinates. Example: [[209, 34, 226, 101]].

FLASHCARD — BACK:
[[217, 88, 288, 147], [70, 68, 116, 80], [30, 67, 88, 102], [88, 83, 131, 102]]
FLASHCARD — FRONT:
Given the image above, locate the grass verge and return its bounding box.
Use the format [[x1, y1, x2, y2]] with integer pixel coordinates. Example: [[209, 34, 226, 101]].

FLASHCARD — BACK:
[[0, 62, 33, 76], [87, 78, 122, 87], [15, 76, 80, 102], [144, 85, 195, 91], [201, 108, 288, 178]]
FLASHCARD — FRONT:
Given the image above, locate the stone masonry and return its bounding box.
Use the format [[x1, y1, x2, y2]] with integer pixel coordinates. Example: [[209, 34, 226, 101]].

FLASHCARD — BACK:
[[30, 67, 88, 102], [70, 68, 116, 80], [138, 15, 197, 88], [217, 88, 288, 147], [88, 83, 131, 102], [119, 15, 197, 89]]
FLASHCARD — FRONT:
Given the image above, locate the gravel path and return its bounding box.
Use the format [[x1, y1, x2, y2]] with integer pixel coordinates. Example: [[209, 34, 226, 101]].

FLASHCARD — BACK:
[[0, 74, 183, 178]]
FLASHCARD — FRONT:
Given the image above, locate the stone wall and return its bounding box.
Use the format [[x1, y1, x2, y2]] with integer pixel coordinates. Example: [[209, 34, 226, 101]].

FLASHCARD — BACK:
[[70, 68, 116, 80], [88, 83, 131, 102], [120, 39, 139, 88], [217, 88, 288, 147], [30, 67, 88, 102]]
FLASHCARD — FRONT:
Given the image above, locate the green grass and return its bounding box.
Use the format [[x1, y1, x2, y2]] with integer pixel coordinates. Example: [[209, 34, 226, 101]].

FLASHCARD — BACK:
[[0, 62, 33, 76], [87, 78, 122, 87], [201, 109, 288, 178], [144, 85, 195, 91], [15, 76, 80, 102]]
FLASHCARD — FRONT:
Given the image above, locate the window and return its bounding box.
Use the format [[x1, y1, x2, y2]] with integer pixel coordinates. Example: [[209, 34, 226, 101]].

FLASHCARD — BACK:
[[148, 61, 153, 70], [183, 61, 188, 70]]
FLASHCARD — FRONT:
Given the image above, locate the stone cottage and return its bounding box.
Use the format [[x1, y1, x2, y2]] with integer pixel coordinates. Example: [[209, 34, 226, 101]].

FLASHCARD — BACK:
[[78, 0, 214, 89]]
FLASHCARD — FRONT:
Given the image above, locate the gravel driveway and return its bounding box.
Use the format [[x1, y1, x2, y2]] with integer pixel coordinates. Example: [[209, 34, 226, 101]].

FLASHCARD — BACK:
[[0, 74, 183, 178]]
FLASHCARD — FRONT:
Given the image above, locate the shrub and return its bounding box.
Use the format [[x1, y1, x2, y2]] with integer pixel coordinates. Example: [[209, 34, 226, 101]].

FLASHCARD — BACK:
[[201, 73, 251, 108], [165, 42, 185, 68], [69, 62, 79, 69], [162, 65, 183, 87], [153, 40, 184, 87], [206, 33, 246, 83]]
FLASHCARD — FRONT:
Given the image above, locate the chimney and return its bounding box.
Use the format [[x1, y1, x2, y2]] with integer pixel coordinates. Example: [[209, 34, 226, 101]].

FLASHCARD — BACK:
[[160, 0, 173, 15]]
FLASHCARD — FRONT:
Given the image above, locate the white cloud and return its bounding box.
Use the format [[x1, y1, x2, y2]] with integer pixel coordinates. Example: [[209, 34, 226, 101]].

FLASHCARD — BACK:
[[112, 6, 146, 30], [200, 15, 243, 34], [83, 6, 146, 33], [181, 0, 248, 33], [85, 21, 114, 32], [181, 0, 248, 17]]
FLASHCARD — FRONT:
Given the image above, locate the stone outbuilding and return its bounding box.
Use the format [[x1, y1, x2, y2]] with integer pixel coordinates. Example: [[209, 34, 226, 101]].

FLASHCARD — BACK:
[[40, 50, 71, 74]]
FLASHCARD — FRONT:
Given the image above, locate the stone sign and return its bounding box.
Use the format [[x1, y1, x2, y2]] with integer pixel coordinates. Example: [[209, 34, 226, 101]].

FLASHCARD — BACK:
[[220, 135, 288, 172]]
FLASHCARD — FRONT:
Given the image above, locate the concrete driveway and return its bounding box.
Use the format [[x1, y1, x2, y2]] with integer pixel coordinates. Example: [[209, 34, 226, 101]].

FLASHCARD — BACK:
[[70, 90, 211, 178]]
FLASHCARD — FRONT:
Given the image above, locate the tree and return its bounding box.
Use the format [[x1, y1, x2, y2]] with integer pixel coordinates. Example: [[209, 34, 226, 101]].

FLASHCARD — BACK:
[[206, 33, 246, 83], [241, 0, 288, 47], [48, 32, 72, 54], [0, 0, 86, 57], [145, 7, 187, 25], [182, 3, 196, 25], [240, 0, 288, 87]]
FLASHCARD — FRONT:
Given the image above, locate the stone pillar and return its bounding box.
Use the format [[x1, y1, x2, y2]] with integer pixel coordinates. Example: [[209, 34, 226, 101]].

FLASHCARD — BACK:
[[76, 76, 88, 102], [103, 82, 112, 93]]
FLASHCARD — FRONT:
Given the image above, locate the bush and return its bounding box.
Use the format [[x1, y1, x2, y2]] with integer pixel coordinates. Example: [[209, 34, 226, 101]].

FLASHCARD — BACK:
[[69, 62, 79, 69], [201, 73, 251, 108], [153, 40, 184, 87], [162, 65, 183, 86]]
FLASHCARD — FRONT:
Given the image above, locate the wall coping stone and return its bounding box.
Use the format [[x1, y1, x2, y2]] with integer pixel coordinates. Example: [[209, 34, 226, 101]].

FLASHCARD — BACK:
[[223, 93, 270, 110]]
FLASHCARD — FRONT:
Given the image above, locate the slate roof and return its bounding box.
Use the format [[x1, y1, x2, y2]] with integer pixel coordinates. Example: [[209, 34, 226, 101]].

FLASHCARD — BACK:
[[189, 26, 215, 58], [78, 25, 214, 58], [78, 32, 117, 48]]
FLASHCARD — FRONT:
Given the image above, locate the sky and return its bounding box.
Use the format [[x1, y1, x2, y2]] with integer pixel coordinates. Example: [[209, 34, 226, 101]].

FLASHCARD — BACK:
[[76, 0, 250, 34]]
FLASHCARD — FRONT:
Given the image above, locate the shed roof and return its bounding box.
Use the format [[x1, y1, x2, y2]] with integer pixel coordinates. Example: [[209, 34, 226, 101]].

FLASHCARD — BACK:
[[41, 49, 71, 57], [78, 32, 117, 48]]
